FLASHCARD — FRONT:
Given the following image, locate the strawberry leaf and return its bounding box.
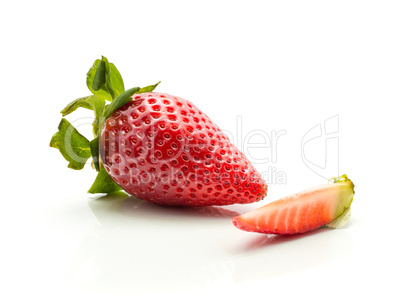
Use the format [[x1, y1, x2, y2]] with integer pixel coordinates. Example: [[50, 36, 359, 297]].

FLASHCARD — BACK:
[[103, 86, 140, 120], [50, 118, 92, 170], [60, 95, 106, 137], [135, 81, 161, 94], [61, 95, 105, 117], [92, 58, 108, 91], [101, 82, 161, 121], [86, 56, 125, 101], [88, 167, 122, 194], [89, 138, 100, 172], [108, 63, 125, 98], [61, 96, 93, 115]]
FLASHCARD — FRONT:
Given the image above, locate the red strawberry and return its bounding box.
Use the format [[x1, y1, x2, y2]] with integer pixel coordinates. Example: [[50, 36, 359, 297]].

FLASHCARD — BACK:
[[100, 92, 267, 206], [50, 56, 267, 206], [232, 175, 354, 234]]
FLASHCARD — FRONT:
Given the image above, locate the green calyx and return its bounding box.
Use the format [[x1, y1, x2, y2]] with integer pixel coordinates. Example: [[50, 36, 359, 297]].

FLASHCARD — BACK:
[[329, 174, 354, 186], [50, 56, 160, 194], [326, 174, 355, 229]]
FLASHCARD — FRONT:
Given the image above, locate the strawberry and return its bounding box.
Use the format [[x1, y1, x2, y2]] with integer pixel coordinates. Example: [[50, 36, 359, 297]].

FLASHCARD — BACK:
[[100, 92, 267, 206], [232, 175, 355, 234], [50, 56, 267, 206]]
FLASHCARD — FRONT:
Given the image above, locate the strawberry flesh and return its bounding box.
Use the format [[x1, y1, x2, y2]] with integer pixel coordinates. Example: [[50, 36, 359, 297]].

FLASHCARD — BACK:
[[232, 176, 354, 234]]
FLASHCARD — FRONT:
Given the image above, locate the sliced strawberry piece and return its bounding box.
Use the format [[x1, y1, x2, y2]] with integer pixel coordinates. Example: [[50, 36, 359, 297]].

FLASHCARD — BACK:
[[232, 175, 355, 235]]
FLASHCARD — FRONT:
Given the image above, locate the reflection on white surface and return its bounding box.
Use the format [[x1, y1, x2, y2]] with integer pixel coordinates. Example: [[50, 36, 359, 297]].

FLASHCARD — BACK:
[[66, 193, 239, 296], [230, 228, 354, 282], [64, 193, 354, 297]]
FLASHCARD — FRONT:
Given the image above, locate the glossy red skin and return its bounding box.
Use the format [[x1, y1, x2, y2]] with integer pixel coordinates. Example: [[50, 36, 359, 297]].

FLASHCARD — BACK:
[[100, 92, 267, 206]]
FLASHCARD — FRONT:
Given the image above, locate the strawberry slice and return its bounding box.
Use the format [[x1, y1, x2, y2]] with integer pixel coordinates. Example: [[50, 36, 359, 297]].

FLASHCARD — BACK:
[[232, 175, 355, 235]]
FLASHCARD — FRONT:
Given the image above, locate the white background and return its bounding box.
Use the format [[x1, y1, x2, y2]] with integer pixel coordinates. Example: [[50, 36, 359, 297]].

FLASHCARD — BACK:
[[1, 1, 401, 298]]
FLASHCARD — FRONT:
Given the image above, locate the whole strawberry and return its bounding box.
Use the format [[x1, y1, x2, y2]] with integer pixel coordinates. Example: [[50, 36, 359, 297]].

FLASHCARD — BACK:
[[50, 56, 267, 206], [100, 92, 267, 206]]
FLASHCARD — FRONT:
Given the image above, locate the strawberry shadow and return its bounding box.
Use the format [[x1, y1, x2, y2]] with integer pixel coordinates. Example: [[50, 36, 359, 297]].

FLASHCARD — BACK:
[[241, 227, 332, 251], [89, 192, 240, 220]]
